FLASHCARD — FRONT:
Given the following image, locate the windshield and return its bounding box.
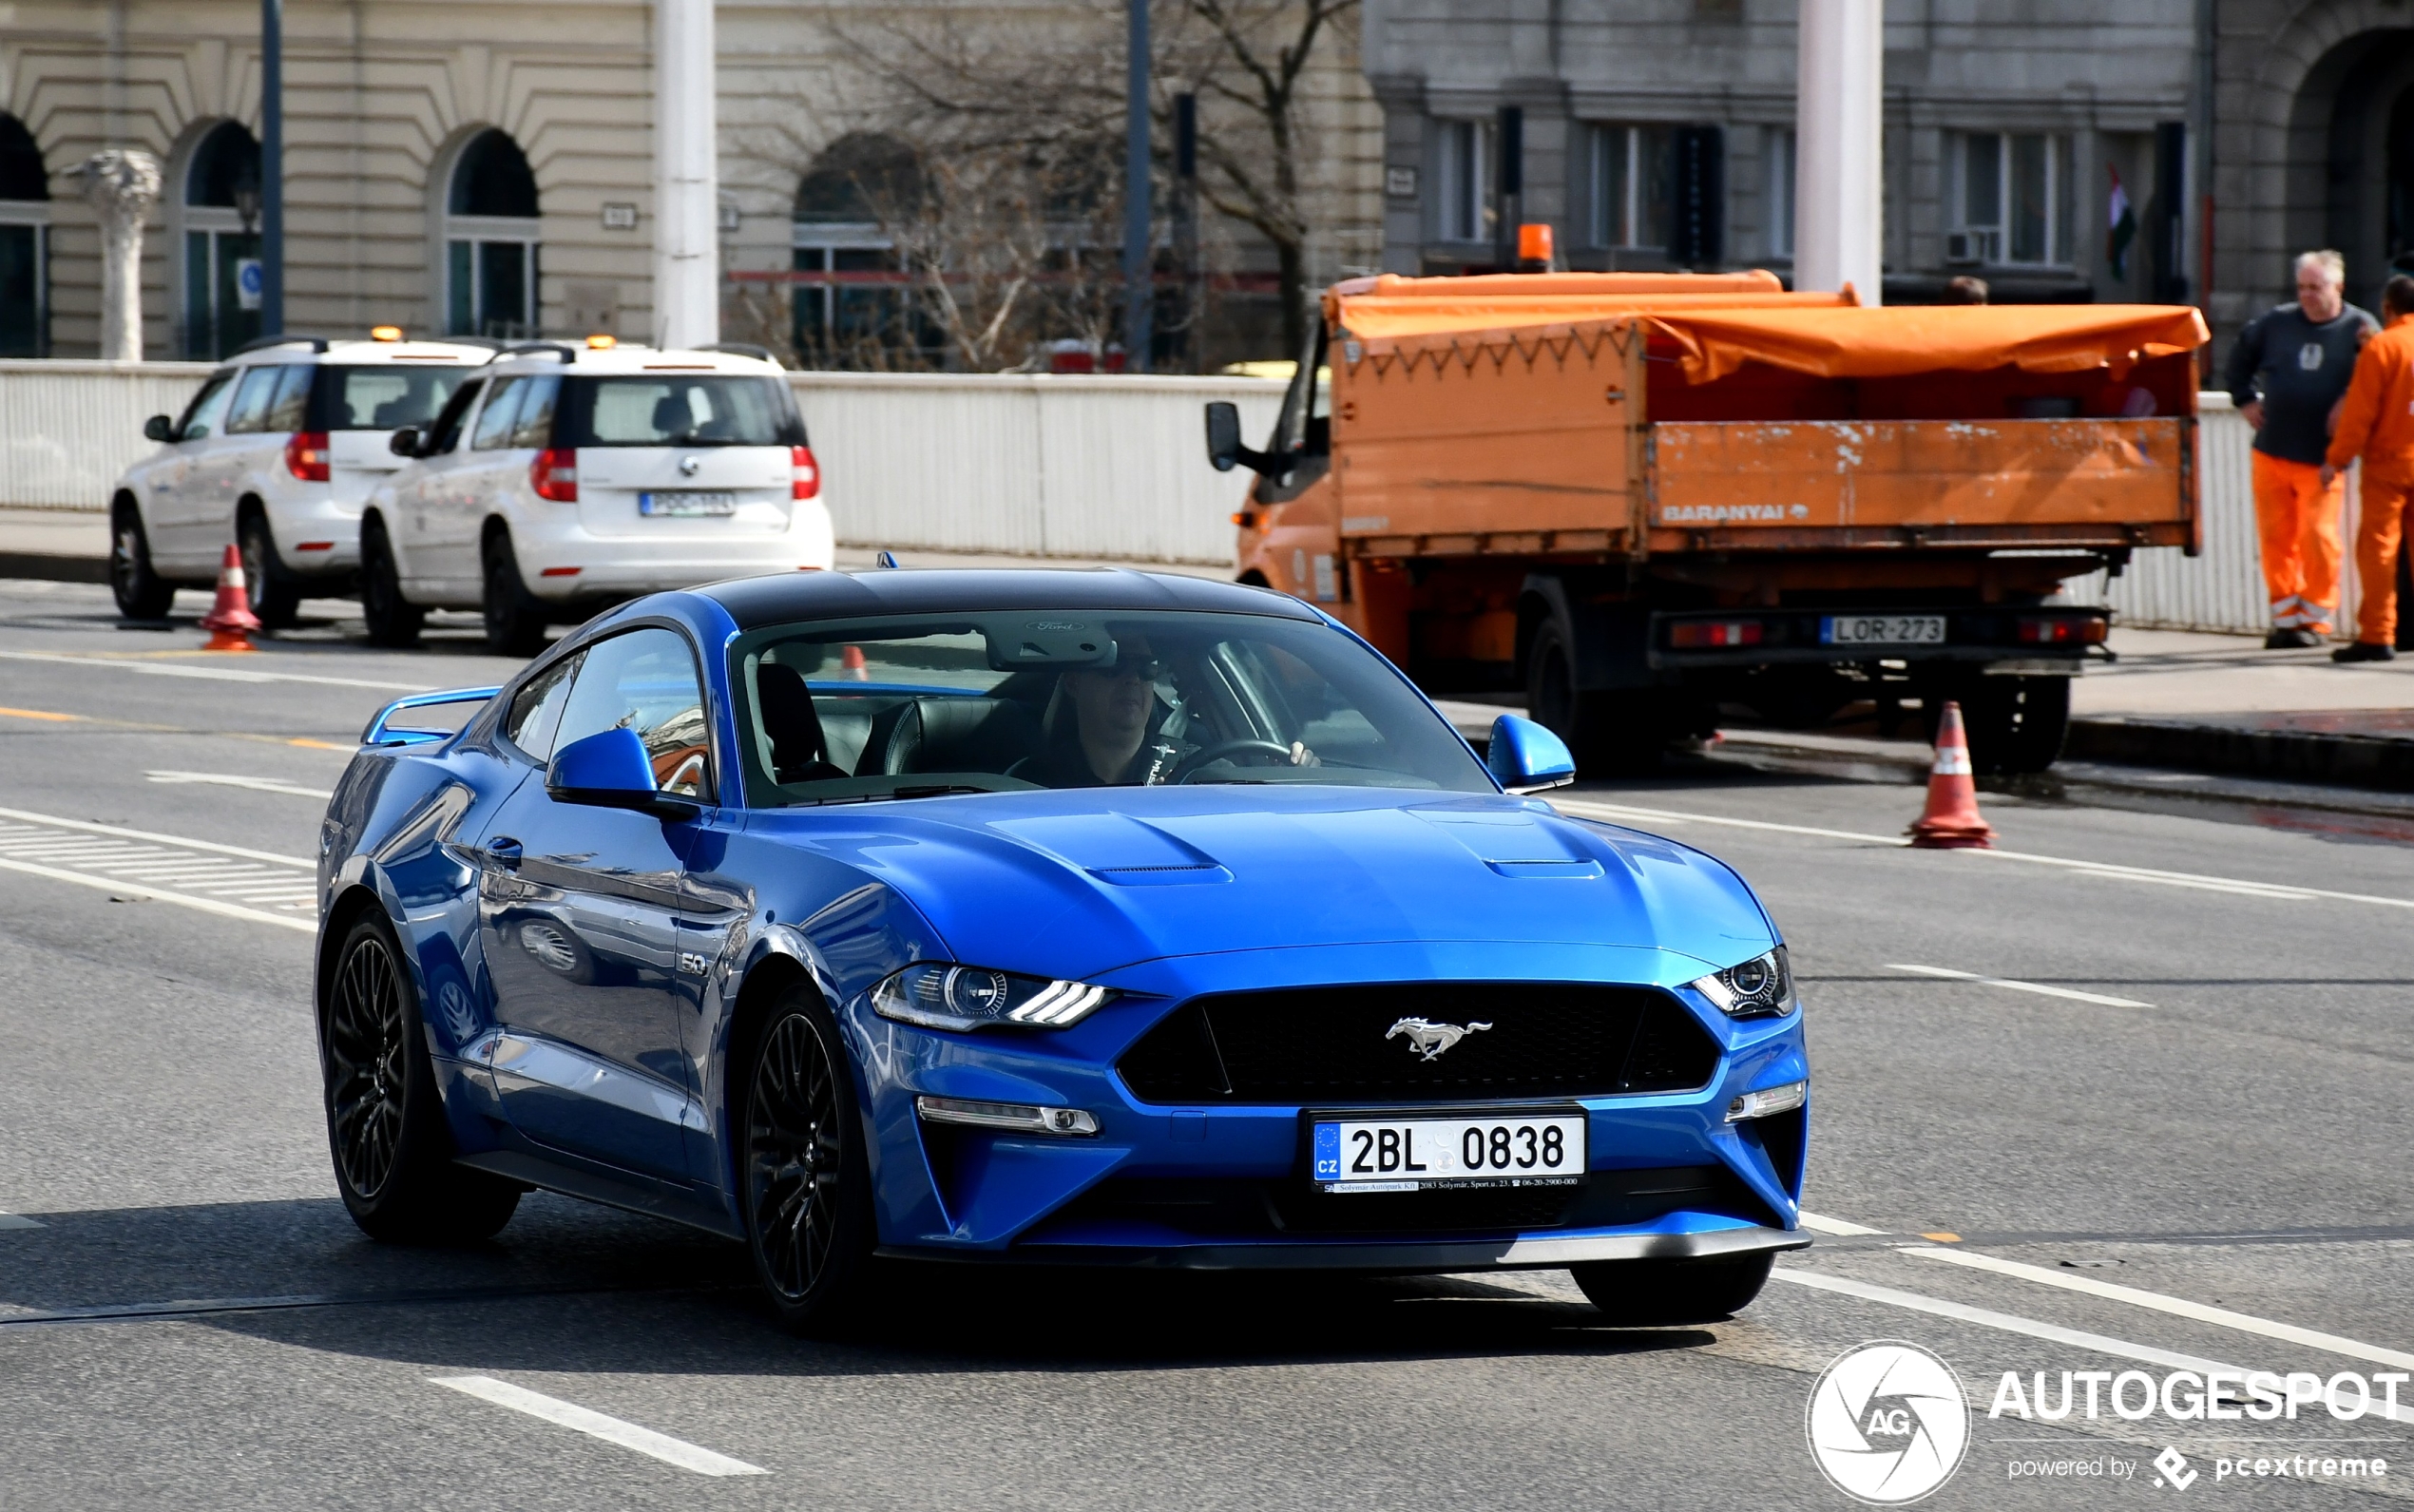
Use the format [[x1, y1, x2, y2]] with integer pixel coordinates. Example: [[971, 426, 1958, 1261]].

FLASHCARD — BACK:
[[319, 366, 479, 431], [728, 609, 1490, 807], [560, 375, 805, 448]]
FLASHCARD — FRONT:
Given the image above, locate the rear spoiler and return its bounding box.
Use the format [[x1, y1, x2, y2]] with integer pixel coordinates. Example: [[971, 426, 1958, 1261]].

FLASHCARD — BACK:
[[360, 686, 502, 748]]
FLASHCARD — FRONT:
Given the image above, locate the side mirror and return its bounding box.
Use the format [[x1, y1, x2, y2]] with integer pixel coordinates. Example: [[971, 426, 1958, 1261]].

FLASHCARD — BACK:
[[546, 727, 698, 817], [1204, 401, 1244, 472], [389, 427, 423, 458], [1486, 714, 1576, 794], [144, 414, 173, 443]]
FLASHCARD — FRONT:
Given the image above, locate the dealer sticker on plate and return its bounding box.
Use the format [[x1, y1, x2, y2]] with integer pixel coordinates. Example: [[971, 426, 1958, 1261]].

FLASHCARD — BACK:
[[1312, 1113, 1586, 1194]]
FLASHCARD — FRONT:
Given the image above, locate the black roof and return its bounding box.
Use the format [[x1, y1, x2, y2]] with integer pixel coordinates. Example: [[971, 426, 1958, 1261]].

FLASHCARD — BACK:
[[701, 567, 1317, 630]]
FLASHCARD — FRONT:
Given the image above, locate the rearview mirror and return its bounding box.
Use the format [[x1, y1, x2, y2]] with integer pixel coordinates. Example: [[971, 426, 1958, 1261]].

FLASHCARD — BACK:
[[546, 727, 698, 818], [143, 414, 173, 443], [1204, 401, 1244, 472], [1486, 714, 1577, 794], [389, 427, 422, 458]]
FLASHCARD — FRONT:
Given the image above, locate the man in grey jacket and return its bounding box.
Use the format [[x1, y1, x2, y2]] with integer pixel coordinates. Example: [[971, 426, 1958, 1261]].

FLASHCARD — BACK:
[[2225, 250, 2379, 647]]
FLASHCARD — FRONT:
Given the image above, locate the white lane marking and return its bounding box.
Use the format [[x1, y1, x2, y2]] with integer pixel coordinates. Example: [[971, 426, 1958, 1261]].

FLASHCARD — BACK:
[[1884, 963, 2154, 1008], [146, 770, 335, 799], [0, 856, 316, 933], [1902, 1245, 2414, 1374], [0, 807, 312, 866], [430, 1375, 769, 1477], [0, 1209, 43, 1231], [1556, 797, 2403, 909], [1797, 1211, 1887, 1236], [0, 648, 426, 692]]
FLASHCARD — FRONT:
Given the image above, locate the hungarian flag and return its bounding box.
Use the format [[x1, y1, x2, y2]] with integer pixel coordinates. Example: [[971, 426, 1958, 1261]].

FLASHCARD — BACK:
[[2107, 165, 2137, 280]]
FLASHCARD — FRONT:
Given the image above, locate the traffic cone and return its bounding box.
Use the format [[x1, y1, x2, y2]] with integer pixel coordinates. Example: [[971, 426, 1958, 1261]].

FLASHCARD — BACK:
[[841, 644, 869, 680], [199, 544, 261, 653], [1907, 700, 1995, 849]]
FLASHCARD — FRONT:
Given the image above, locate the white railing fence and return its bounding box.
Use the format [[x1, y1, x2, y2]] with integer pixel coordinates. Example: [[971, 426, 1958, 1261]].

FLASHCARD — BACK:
[[0, 365, 2327, 628]]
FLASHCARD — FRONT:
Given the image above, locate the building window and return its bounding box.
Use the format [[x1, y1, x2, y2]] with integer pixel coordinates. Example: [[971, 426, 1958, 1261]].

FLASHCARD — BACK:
[[1766, 127, 1795, 259], [1433, 119, 1490, 243], [0, 114, 47, 357], [1588, 124, 1674, 250], [791, 133, 934, 368], [180, 122, 260, 360], [1948, 132, 2074, 267], [444, 129, 540, 338]]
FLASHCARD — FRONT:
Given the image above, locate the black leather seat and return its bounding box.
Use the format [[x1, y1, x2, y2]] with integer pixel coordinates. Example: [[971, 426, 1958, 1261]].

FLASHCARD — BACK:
[[755, 663, 847, 784], [859, 697, 1042, 777]]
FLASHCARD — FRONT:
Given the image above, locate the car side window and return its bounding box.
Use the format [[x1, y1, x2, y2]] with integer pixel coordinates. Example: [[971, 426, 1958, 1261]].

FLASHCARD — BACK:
[[176, 372, 238, 440], [261, 365, 314, 433], [471, 377, 527, 450], [505, 651, 582, 763], [552, 628, 713, 800], [223, 367, 284, 434], [423, 378, 485, 455], [508, 373, 562, 449]]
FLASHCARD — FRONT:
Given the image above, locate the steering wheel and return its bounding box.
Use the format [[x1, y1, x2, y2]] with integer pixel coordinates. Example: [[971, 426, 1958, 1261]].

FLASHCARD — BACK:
[[1173, 738, 1295, 783]]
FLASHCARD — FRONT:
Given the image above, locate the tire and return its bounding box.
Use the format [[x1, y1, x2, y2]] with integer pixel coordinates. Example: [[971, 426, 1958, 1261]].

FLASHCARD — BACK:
[[320, 911, 523, 1243], [238, 510, 300, 630], [481, 532, 549, 658], [1525, 620, 1674, 776], [1570, 1251, 1775, 1326], [359, 518, 424, 648], [1933, 675, 2070, 775], [109, 500, 175, 620], [739, 984, 878, 1335]]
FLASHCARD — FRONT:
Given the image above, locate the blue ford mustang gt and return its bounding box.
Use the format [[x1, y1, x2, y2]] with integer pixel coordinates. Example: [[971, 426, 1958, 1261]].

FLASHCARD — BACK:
[[315, 569, 1808, 1330]]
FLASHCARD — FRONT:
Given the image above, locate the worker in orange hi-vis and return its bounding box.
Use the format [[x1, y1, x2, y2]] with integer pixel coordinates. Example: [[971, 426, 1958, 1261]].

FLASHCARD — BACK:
[[2323, 274, 2414, 662], [2227, 250, 2378, 647]]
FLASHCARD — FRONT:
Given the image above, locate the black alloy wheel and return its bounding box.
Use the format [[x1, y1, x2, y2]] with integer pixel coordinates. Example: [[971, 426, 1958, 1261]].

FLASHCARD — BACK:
[[359, 519, 424, 647], [238, 511, 301, 630], [741, 988, 875, 1332], [320, 912, 523, 1242], [109, 502, 174, 620], [481, 533, 549, 658]]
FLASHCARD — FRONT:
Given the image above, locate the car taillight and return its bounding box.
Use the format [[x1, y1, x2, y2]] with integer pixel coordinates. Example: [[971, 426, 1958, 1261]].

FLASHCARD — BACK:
[[1669, 619, 1765, 649], [792, 445, 821, 501], [2017, 615, 2107, 644], [284, 431, 331, 483], [531, 448, 579, 502]]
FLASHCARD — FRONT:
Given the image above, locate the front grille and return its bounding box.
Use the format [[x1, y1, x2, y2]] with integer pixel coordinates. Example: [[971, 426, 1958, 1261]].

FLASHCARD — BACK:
[[1115, 982, 1719, 1105]]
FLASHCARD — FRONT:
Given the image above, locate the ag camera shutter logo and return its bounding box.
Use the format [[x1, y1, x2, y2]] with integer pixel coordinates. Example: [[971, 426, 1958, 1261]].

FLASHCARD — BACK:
[[1806, 1341, 1971, 1503]]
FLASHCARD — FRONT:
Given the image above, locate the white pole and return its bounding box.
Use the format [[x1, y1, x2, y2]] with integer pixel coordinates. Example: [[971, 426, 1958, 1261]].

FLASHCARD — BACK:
[[654, 0, 719, 349], [1793, 0, 1883, 304]]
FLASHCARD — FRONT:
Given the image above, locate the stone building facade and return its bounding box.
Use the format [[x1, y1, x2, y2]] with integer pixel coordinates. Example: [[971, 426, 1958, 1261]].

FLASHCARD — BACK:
[[0, 0, 1382, 365]]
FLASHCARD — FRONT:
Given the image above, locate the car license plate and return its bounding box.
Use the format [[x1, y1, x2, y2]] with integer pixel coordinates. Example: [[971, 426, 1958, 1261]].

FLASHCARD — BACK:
[[1821, 613, 1945, 646], [638, 491, 738, 517], [1311, 1112, 1586, 1193]]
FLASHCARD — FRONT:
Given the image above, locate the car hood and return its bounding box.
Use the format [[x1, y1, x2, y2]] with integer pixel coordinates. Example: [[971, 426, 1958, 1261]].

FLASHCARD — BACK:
[[748, 786, 1775, 984]]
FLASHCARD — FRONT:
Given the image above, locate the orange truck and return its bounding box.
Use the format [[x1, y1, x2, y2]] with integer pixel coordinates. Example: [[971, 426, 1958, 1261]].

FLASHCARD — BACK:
[[1202, 271, 2208, 774]]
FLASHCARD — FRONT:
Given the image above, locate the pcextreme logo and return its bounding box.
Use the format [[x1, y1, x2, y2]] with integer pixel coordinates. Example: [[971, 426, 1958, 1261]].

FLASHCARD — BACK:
[[1807, 1341, 1972, 1504]]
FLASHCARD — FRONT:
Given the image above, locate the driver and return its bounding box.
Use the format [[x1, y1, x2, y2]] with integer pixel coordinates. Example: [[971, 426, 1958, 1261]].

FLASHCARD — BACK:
[[1017, 637, 1188, 787]]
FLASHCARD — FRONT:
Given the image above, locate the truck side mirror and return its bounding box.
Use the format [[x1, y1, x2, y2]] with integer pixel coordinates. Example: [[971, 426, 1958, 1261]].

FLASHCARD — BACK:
[[1204, 402, 1245, 472], [143, 414, 173, 443], [389, 427, 423, 458]]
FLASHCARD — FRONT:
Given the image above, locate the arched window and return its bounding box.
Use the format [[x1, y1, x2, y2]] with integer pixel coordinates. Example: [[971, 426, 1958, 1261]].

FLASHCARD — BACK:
[[0, 114, 47, 357], [444, 129, 540, 338], [792, 134, 929, 365], [180, 121, 261, 358]]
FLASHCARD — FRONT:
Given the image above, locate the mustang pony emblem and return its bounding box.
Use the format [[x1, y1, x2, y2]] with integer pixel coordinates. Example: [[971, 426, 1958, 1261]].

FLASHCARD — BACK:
[[1386, 1017, 1493, 1061]]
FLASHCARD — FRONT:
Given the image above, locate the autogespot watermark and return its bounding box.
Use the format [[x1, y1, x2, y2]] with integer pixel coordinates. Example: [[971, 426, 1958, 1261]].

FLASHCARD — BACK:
[[1809, 1346, 2399, 1500]]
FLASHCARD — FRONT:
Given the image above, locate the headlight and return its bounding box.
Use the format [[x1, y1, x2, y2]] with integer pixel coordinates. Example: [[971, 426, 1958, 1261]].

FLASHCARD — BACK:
[[870, 963, 1112, 1032], [1689, 946, 1795, 1019]]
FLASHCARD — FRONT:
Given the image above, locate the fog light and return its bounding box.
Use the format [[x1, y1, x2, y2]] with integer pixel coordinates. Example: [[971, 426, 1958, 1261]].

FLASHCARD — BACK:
[[915, 1095, 1099, 1137], [1726, 1080, 1807, 1123]]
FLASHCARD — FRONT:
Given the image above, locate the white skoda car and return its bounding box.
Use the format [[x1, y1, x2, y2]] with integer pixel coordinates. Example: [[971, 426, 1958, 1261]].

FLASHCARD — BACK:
[[108, 331, 495, 623], [361, 340, 833, 654]]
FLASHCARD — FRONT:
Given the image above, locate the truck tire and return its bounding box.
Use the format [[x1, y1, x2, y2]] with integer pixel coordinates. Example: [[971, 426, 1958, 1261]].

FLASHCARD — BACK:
[[238, 510, 301, 630], [1525, 621, 1619, 773], [1938, 676, 2071, 775]]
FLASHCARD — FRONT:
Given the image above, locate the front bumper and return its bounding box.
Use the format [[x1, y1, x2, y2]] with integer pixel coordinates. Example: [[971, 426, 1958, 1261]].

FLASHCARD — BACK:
[[512, 502, 838, 601], [848, 941, 1808, 1272]]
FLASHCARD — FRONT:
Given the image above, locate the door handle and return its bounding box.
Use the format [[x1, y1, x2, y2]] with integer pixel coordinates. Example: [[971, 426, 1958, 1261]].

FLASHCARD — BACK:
[[485, 836, 524, 871]]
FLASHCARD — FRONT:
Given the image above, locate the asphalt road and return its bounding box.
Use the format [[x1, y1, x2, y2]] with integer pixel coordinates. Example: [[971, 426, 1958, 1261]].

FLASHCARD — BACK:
[[2, 577, 2410, 1509]]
